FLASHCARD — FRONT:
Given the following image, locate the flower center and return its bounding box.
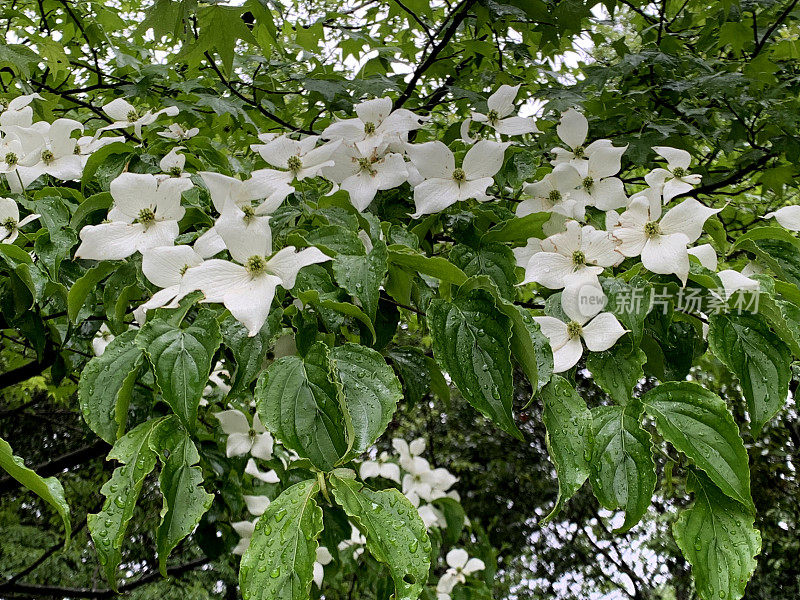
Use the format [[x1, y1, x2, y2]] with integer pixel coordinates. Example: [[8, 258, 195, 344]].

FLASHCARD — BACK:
[[137, 207, 156, 226], [245, 255, 266, 276], [241, 205, 256, 224], [168, 166, 182, 177], [672, 166, 687, 178], [486, 109, 500, 125], [357, 157, 378, 176], [452, 167, 466, 183], [644, 221, 661, 237], [574, 145, 585, 158], [566, 321, 583, 339], [126, 109, 139, 122], [548, 189, 562, 203], [5, 152, 17, 166], [287, 155, 303, 173], [248, 428, 257, 439], [582, 176, 594, 191], [572, 250, 586, 266], [179, 264, 190, 276], [2, 217, 17, 231], [363, 121, 376, 135], [41, 149, 55, 164]]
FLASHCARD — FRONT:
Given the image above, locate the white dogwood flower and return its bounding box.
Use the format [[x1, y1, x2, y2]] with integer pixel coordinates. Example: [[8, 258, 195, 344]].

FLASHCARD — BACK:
[[323, 145, 408, 211], [158, 123, 199, 140], [519, 221, 620, 289], [321, 96, 426, 153], [99, 98, 179, 137], [406, 140, 510, 217], [517, 163, 583, 219], [182, 239, 330, 335], [764, 205, 800, 231], [232, 519, 257, 555], [199, 170, 293, 215], [245, 458, 280, 483], [611, 196, 720, 285], [338, 526, 366, 560], [243, 494, 271, 516], [0, 197, 39, 243], [0, 94, 42, 127], [92, 324, 115, 357], [462, 84, 539, 141], [645, 146, 702, 202], [251, 134, 340, 184], [75, 135, 126, 167], [215, 409, 274, 459], [75, 173, 192, 260], [13, 118, 84, 188], [159, 146, 188, 178], [533, 280, 626, 372], [313, 546, 333, 587], [392, 437, 426, 470], [359, 451, 401, 483], [436, 549, 486, 599], [0, 132, 25, 177], [551, 108, 613, 175], [568, 144, 628, 210]]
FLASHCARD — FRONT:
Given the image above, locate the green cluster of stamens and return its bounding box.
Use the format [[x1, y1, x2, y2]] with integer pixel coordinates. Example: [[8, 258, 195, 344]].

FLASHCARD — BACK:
[[126, 110, 139, 122], [566, 321, 583, 339], [287, 155, 303, 173], [363, 121, 376, 135], [2, 217, 17, 231], [548, 189, 562, 203], [357, 157, 377, 176], [573, 146, 585, 158], [245, 255, 266, 275], [168, 166, 182, 177], [452, 167, 466, 183], [572, 250, 586, 267], [136, 207, 156, 226], [41, 149, 55, 165], [672, 166, 687, 178], [4, 152, 17, 166], [242, 205, 256, 223], [582, 176, 594, 191], [486, 109, 499, 125], [643, 221, 661, 237]]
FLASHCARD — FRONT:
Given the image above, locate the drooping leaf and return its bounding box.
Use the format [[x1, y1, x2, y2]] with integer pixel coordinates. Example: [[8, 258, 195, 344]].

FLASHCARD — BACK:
[[331, 343, 402, 456], [136, 311, 222, 429], [539, 375, 592, 522], [329, 472, 431, 600], [585, 343, 646, 404], [255, 342, 350, 471], [151, 418, 213, 576], [332, 241, 388, 321], [450, 242, 518, 301], [428, 288, 521, 439], [388, 245, 468, 285], [589, 401, 656, 532], [239, 479, 323, 600], [673, 470, 761, 600], [67, 261, 116, 322], [0, 437, 71, 543], [642, 382, 754, 512], [79, 330, 144, 443], [87, 419, 162, 589], [707, 312, 790, 433]]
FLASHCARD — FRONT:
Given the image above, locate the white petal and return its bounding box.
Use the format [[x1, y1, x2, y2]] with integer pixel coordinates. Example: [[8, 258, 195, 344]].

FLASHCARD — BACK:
[[487, 84, 520, 117], [216, 409, 250, 434], [532, 316, 569, 351], [360, 461, 381, 479], [581, 312, 626, 351], [254, 135, 301, 169], [587, 145, 626, 179], [142, 245, 202, 288], [313, 562, 324, 587], [662, 177, 695, 203], [224, 273, 281, 336], [245, 458, 281, 483], [557, 108, 588, 149], [103, 98, 136, 121], [405, 141, 454, 179], [561, 272, 606, 321], [718, 270, 759, 299], [226, 432, 253, 457], [250, 432, 274, 460], [412, 178, 461, 217], [446, 548, 469, 569], [494, 116, 539, 135], [462, 140, 510, 179], [641, 234, 690, 284], [765, 205, 800, 231], [409, 438, 426, 455], [659, 198, 720, 243], [316, 546, 333, 565], [266, 246, 330, 290], [463, 558, 486, 574], [355, 97, 392, 125], [653, 146, 691, 170], [243, 495, 271, 516], [688, 244, 718, 271], [522, 252, 574, 288], [109, 172, 160, 220], [552, 337, 584, 373], [199, 171, 245, 213], [193, 227, 227, 258], [216, 205, 272, 264], [181, 259, 251, 302], [75, 222, 151, 260]]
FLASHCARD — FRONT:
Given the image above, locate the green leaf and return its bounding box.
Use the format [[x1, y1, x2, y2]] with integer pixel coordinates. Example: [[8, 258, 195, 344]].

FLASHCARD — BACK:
[[589, 402, 656, 532], [331, 343, 402, 456], [78, 330, 145, 443], [221, 308, 283, 397], [387, 346, 431, 405], [151, 419, 214, 576], [0, 437, 71, 543], [136, 312, 222, 429], [481, 212, 550, 244], [585, 343, 646, 404], [499, 302, 552, 393], [707, 312, 790, 433], [88, 419, 161, 589], [332, 241, 388, 322], [450, 243, 518, 301], [240, 479, 323, 600], [428, 288, 521, 439], [388, 245, 469, 285], [673, 470, 761, 600], [295, 289, 377, 342], [539, 375, 592, 522], [256, 343, 350, 471], [329, 472, 432, 600], [642, 382, 754, 512], [67, 261, 116, 322]]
